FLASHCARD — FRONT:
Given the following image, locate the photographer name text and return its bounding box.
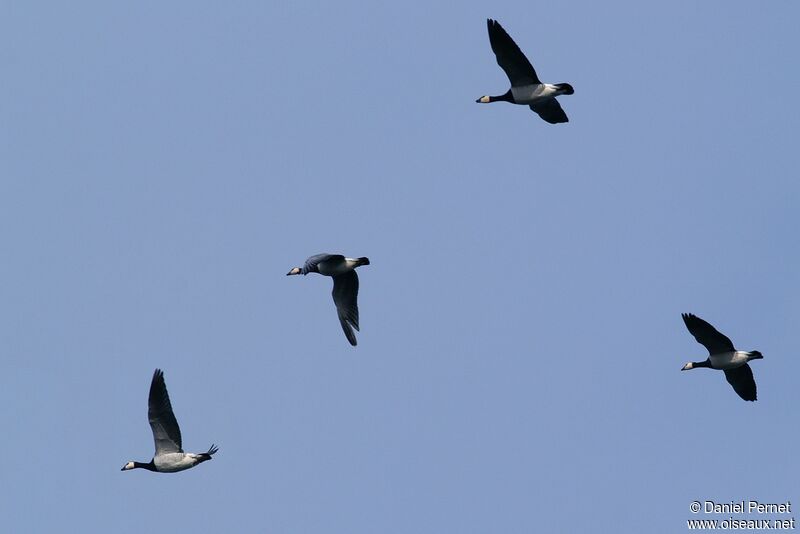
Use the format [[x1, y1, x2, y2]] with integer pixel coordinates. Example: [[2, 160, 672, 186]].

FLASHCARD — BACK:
[[693, 501, 792, 514]]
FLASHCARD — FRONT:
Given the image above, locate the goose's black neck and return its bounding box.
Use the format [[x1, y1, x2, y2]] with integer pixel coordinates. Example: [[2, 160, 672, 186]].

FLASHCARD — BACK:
[[490, 90, 514, 103], [135, 460, 157, 471], [693, 359, 712, 369]]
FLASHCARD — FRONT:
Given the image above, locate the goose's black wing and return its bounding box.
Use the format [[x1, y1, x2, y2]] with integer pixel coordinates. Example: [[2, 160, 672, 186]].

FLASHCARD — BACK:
[[148, 369, 183, 454], [530, 99, 569, 124], [724, 364, 757, 401], [682, 313, 735, 355], [487, 19, 541, 87], [332, 270, 359, 346], [302, 254, 343, 275]]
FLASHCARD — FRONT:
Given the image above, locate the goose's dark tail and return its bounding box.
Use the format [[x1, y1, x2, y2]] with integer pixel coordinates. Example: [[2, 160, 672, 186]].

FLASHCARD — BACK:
[[196, 444, 219, 463]]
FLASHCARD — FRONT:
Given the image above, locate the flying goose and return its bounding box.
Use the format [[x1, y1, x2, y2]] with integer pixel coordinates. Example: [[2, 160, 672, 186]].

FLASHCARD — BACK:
[[287, 253, 370, 346], [680, 313, 763, 401], [122, 369, 218, 473], [476, 19, 574, 124]]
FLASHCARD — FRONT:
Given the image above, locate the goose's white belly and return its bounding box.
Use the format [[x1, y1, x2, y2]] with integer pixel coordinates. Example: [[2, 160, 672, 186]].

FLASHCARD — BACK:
[[154, 453, 196, 473], [709, 351, 749, 370], [511, 84, 558, 104]]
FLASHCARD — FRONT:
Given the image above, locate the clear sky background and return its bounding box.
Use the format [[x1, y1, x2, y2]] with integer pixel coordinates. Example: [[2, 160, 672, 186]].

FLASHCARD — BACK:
[[2, 1, 799, 532]]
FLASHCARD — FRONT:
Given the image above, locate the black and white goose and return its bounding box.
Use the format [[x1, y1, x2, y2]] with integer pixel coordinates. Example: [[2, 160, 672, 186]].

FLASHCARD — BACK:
[[476, 19, 574, 124], [680, 313, 763, 401], [287, 253, 370, 346], [122, 369, 218, 473]]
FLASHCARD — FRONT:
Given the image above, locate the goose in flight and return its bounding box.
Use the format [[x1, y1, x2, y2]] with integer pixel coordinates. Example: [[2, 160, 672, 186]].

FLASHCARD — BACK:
[[680, 313, 763, 401], [287, 253, 370, 346], [122, 369, 218, 472], [476, 19, 574, 124]]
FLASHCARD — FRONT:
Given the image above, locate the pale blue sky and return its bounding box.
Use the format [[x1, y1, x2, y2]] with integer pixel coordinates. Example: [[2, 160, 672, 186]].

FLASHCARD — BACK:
[[2, 1, 799, 532]]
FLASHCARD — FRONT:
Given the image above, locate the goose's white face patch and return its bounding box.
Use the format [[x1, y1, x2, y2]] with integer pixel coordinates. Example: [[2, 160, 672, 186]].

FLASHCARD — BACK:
[[682, 362, 693, 370], [479, 96, 490, 103], [122, 461, 135, 470]]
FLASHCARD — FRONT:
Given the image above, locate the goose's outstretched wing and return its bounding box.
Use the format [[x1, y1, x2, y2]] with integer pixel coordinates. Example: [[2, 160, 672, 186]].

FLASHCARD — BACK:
[[148, 369, 183, 454], [302, 254, 343, 275], [332, 270, 359, 346], [487, 19, 541, 87], [682, 313, 735, 355], [724, 364, 757, 401], [530, 99, 569, 124]]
